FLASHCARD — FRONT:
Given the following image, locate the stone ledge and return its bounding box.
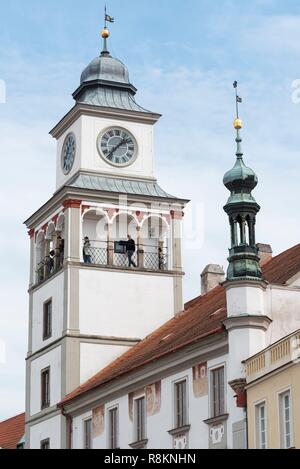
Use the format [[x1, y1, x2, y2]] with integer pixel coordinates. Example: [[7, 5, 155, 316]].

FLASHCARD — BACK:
[[223, 315, 272, 332], [203, 414, 229, 426], [129, 439, 148, 449], [168, 425, 191, 437]]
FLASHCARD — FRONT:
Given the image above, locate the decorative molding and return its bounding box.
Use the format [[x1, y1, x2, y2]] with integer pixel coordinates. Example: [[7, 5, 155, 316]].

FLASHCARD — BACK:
[[229, 379, 247, 408], [223, 315, 272, 332], [49, 103, 162, 140], [105, 208, 119, 220], [52, 214, 59, 225], [129, 439, 148, 449], [223, 278, 268, 290], [28, 229, 35, 239], [170, 210, 184, 220], [63, 199, 82, 210], [203, 413, 229, 426], [136, 211, 145, 223], [26, 332, 139, 362], [81, 205, 91, 215], [168, 425, 191, 437]]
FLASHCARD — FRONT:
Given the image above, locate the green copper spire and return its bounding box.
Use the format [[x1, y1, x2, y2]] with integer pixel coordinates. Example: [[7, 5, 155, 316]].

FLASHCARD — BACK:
[[223, 82, 263, 282]]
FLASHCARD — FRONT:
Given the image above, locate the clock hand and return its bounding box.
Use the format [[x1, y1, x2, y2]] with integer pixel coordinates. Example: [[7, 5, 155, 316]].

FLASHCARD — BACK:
[[107, 138, 128, 158]]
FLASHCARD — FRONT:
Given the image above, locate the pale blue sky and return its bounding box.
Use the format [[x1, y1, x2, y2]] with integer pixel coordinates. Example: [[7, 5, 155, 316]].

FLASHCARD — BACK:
[[1, 0, 300, 420]]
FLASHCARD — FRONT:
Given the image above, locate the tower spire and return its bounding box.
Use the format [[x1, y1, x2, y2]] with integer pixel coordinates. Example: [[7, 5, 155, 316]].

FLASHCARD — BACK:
[[100, 5, 114, 57], [223, 82, 263, 282], [233, 81, 243, 159]]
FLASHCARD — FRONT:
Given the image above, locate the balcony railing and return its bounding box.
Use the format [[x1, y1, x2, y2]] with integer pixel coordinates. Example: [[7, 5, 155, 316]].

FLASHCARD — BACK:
[[34, 242, 169, 287], [35, 250, 64, 285], [83, 240, 169, 271], [245, 330, 300, 384]]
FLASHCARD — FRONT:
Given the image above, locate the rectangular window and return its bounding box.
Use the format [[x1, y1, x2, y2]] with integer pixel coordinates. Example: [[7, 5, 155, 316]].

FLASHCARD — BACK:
[[256, 402, 267, 449], [108, 407, 119, 449], [40, 439, 50, 450], [43, 300, 52, 340], [134, 397, 146, 442], [280, 391, 293, 449], [41, 368, 50, 410], [84, 418, 92, 450], [211, 367, 225, 417], [174, 380, 188, 428]]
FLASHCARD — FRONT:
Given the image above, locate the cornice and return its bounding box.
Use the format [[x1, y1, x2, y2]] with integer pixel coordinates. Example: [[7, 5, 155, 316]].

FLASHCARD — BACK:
[[222, 278, 268, 291], [223, 315, 272, 332], [24, 183, 188, 229], [50, 103, 162, 140]]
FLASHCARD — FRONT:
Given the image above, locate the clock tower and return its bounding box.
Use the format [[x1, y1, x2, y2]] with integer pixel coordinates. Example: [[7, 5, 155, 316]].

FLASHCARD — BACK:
[[24, 25, 188, 449]]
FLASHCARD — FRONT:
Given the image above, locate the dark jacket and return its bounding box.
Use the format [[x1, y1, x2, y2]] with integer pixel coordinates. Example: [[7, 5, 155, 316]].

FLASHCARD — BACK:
[[126, 239, 136, 253]]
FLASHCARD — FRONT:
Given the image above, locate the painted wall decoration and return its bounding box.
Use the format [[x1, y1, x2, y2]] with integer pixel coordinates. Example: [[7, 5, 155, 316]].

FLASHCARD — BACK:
[[193, 363, 208, 398], [128, 381, 162, 421], [128, 388, 145, 422], [146, 381, 161, 416], [92, 405, 105, 438]]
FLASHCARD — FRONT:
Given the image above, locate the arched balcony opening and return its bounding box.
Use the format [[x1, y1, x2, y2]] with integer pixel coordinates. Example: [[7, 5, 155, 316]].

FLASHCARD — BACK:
[[140, 216, 170, 270], [111, 213, 138, 268], [246, 215, 255, 247], [82, 210, 109, 265], [80, 210, 171, 272], [36, 231, 46, 284], [55, 214, 65, 268]]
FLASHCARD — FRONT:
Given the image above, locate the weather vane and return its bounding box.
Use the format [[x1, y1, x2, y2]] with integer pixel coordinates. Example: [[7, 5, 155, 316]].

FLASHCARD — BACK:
[[104, 4, 114, 29], [233, 81, 243, 130]]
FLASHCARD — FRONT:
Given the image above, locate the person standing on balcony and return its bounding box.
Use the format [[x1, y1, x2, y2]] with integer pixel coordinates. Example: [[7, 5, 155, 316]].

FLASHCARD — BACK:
[[83, 237, 92, 264], [57, 236, 65, 267], [126, 235, 137, 268]]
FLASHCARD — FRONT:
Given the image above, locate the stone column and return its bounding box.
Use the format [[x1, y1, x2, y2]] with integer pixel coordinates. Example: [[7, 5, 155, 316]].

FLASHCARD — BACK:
[[28, 229, 35, 288], [107, 222, 114, 266], [171, 211, 184, 315], [137, 226, 144, 269], [171, 211, 183, 271], [63, 200, 82, 263]]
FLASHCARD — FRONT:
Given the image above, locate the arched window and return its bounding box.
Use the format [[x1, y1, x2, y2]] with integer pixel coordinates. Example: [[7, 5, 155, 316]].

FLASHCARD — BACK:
[[36, 232, 46, 283], [82, 210, 109, 265], [141, 216, 170, 270]]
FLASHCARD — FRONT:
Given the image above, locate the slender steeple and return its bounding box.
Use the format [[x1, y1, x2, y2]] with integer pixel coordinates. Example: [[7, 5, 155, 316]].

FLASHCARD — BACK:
[[223, 82, 263, 282], [101, 4, 114, 56]]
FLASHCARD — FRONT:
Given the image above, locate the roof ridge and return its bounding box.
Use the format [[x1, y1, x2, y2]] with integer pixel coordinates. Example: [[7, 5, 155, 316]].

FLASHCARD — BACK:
[[0, 412, 25, 425]]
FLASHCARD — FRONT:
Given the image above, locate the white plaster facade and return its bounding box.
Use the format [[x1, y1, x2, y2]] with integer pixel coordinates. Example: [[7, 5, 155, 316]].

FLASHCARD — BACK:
[[56, 115, 155, 191]]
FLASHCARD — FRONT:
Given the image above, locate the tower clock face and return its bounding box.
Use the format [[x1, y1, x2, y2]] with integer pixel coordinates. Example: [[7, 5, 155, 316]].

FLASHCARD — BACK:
[[97, 127, 137, 167], [62, 133, 76, 175]]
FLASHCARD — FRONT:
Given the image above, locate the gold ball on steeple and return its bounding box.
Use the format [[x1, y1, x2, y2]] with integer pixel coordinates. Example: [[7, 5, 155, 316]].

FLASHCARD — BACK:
[[101, 27, 110, 39], [234, 118, 243, 130]]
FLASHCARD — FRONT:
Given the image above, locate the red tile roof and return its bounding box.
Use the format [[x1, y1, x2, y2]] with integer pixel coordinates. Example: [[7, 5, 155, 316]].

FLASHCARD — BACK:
[[60, 244, 300, 407], [0, 413, 25, 449], [261, 244, 300, 285]]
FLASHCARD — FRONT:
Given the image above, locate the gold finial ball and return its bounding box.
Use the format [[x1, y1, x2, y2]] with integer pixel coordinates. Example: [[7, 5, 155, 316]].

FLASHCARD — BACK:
[[101, 27, 110, 39], [234, 118, 243, 130]]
